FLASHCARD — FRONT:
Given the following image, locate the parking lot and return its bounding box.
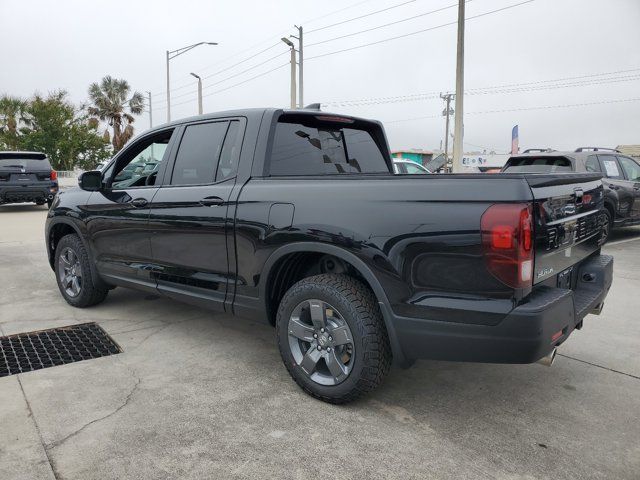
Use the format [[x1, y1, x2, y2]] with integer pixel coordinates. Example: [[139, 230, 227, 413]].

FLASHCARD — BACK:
[[1, 204, 639, 480]]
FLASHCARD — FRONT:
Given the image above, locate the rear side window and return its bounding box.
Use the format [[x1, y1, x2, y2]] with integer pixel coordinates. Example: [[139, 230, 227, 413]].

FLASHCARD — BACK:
[[269, 119, 388, 175], [598, 155, 623, 179], [585, 155, 601, 173], [502, 156, 573, 173], [171, 122, 228, 185], [216, 121, 242, 182]]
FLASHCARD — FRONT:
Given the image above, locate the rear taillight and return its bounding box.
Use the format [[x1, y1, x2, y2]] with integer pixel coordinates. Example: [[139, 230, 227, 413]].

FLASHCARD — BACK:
[[481, 203, 533, 289], [50, 170, 58, 181]]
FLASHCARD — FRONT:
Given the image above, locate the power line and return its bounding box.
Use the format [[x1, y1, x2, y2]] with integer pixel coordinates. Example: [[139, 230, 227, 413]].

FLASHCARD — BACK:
[[384, 97, 640, 123], [167, 51, 288, 102], [307, 0, 536, 61], [150, 0, 377, 98], [154, 62, 289, 110], [321, 69, 640, 107], [307, 1, 466, 47], [307, 0, 418, 34]]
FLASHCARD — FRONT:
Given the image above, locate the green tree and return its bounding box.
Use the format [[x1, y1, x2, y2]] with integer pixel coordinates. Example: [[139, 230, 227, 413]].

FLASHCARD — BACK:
[[88, 76, 144, 153], [19, 91, 111, 171], [0, 95, 30, 150]]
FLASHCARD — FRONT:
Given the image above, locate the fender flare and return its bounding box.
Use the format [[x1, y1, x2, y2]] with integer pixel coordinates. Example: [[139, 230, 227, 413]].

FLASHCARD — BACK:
[[259, 242, 409, 366], [47, 218, 104, 288]]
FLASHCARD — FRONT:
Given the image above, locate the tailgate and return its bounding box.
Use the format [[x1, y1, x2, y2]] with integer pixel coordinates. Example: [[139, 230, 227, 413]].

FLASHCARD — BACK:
[[526, 173, 604, 285], [0, 169, 51, 185]]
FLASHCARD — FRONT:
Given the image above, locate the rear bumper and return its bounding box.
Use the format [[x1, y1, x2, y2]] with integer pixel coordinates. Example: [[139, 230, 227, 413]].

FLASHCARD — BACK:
[[0, 183, 58, 203], [391, 254, 613, 364]]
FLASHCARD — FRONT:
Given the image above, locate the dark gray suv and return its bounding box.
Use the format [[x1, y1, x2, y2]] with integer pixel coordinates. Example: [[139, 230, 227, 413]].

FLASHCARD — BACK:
[[502, 148, 640, 242], [0, 151, 59, 207]]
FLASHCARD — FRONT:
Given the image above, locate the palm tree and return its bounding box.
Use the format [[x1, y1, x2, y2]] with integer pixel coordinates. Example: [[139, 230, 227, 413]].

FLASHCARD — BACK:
[[0, 95, 30, 149], [87, 76, 144, 152]]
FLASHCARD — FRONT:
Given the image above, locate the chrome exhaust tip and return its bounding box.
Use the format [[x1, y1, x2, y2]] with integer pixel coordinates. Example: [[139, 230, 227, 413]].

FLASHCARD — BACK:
[[537, 348, 557, 367], [47, 194, 54, 199]]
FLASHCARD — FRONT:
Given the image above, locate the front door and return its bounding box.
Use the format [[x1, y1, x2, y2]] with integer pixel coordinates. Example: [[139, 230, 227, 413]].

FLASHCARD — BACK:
[[149, 119, 244, 310], [85, 128, 176, 291], [616, 155, 640, 220], [598, 154, 635, 222]]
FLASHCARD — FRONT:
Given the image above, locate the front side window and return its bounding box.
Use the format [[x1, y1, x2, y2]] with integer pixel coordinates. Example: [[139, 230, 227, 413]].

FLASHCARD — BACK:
[[269, 119, 388, 176], [111, 130, 173, 190], [171, 122, 228, 186], [617, 156, 640, 181]]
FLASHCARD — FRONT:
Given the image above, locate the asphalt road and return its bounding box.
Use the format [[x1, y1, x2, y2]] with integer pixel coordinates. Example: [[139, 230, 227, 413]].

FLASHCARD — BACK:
[[1, 204, 639, 480]]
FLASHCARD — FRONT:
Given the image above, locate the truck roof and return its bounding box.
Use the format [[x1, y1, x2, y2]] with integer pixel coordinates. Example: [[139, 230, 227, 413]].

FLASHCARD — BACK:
[[145, 107, 381, 135]]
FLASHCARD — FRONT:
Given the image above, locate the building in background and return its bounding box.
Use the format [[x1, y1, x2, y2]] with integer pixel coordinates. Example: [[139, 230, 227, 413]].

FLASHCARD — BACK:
[[391, 149, 434, 167], [616, 145, 640, 160]]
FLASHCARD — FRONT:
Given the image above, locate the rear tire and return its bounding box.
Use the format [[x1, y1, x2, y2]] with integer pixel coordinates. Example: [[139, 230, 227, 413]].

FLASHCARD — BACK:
[[54, 234, 108, 308], [276, 274, 391, 404]]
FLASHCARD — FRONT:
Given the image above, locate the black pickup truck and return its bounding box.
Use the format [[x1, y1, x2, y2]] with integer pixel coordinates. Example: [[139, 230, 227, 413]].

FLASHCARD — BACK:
[[45, 108, 613, 403]]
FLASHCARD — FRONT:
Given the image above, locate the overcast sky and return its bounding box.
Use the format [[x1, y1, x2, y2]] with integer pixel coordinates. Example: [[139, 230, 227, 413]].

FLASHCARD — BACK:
[[1, 0, 639, 153]]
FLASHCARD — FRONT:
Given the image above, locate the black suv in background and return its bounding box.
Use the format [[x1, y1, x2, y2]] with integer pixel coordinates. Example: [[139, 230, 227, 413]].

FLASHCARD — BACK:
[[503, 148, 640, 242], [0, 151, 59, 208]]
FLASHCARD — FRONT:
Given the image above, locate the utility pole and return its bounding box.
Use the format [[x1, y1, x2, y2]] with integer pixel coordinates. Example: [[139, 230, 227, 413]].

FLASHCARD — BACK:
[[452, 0, 465, 173], [190, 73, 203, 114], [440, 93, 454, 170], [293, 25, 304, 108], [281, 37, 297, 109], [147, 91, 153, 128]]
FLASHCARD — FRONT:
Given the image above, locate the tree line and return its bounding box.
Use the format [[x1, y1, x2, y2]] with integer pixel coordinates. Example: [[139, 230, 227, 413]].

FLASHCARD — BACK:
[[0, 76, 144, 171]]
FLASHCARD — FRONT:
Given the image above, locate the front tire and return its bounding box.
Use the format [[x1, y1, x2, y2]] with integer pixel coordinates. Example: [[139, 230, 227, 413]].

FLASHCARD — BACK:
[[276, 274, 391, 404], [54, 234, 108, 308]]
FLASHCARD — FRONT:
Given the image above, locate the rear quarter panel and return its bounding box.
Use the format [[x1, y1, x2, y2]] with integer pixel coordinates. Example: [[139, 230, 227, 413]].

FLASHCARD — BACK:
[[233, 175, 534, 325]]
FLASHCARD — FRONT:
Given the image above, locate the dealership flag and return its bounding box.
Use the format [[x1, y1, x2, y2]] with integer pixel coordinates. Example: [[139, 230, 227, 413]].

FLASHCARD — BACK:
[[511, 125, 519, 154]]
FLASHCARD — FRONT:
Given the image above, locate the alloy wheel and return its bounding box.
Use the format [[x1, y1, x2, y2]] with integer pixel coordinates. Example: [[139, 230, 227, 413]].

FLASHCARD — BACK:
[[58, 247, 83, 297], [287, 299, 355, 386]]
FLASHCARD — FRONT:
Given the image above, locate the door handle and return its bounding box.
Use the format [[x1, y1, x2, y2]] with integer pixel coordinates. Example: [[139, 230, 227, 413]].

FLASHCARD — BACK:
[[200, 196, 224, 207], [130, 198, 148, 208]]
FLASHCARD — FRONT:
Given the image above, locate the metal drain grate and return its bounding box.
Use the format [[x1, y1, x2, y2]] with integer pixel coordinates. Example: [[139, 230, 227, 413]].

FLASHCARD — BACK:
[[0, 323, 121, 378]]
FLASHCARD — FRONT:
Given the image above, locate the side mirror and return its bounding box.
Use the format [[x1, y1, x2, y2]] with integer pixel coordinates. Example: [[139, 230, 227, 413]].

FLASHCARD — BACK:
[[78, 171, 103, 191]]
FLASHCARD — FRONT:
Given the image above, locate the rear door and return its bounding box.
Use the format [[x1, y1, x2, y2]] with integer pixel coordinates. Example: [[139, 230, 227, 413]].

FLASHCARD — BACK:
[[149, 118, 245, 311], [598, 154, 636, 220]]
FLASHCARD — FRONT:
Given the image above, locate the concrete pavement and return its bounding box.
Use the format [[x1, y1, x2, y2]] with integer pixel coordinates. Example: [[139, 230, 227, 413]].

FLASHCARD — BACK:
[[1, 204, 639, 479]]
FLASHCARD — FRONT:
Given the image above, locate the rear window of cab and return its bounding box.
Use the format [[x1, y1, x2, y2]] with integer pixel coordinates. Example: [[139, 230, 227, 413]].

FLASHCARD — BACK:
[[269, 114, 389, 176]]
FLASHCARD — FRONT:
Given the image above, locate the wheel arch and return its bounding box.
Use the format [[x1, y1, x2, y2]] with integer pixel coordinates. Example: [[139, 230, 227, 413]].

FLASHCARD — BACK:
[[260, 242, 408, 366], [46, 219, 104, 288]]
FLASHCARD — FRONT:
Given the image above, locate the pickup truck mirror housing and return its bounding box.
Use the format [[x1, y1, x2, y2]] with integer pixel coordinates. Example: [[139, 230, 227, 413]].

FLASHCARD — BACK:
[[78, 170, 103, 192]]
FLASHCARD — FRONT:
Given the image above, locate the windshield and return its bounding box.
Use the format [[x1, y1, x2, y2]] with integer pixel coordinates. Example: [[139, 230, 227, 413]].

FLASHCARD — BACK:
[[502, 156, 573, 173]]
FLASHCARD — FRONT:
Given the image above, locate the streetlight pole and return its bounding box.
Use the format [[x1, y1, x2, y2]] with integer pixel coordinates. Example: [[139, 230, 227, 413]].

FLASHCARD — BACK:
[[293, 25, 304, 108], [281, 37, 296, 109], [166, 41, 218, 122], [452, 0, 465, 173], [190, 73, 203, 115]]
